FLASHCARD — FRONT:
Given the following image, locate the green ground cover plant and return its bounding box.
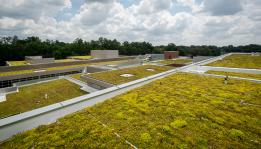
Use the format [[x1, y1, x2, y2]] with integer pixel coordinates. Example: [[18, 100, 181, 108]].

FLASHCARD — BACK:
[[0, 64, 89, 77], [0, 79, 86, 118], [70, 73, 82, 81], [86, 65, 173, 85], [1, 73, 260, 148], [7, 59, 75, 66], [0, 69, 35, 77], [54, 59, 76, 63], [159, 58, 192, 65], [206, 70, 261, 80], [206, 54, 261, 69], [1, 112, 128, 148], [7, 61, 28, 66], [69, 55, 92, 60], [45, 64, 89, 71]]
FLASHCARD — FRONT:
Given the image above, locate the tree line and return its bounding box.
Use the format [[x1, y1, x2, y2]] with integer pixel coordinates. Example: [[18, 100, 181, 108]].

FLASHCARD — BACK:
[[0, 36, 260, 65]]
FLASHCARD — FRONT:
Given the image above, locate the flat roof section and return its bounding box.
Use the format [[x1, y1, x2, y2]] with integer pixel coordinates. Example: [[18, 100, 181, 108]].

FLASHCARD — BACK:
[[0, 79, 87, 119], [84, 65, 173, 85], [206, 54, 261, 69], [2, 73, 260, 148]]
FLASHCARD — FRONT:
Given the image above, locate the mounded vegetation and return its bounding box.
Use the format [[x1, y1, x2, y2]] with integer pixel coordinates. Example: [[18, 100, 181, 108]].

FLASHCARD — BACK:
[[1, 73, 260, 148], [86, 65, 173, 85], [0, 79, 87, 118], [206, 54, 261, 69], [206, 70, 261, 80]]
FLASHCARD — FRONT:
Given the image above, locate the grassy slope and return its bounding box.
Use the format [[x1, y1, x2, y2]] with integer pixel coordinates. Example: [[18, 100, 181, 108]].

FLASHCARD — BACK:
[[207, 70, 261, 80], [159, 59, 192, 65], [206, 54, 261, 69], [1, 73, 260, 148], [87, 65, 173, 85], [0, 79, 86, 118]]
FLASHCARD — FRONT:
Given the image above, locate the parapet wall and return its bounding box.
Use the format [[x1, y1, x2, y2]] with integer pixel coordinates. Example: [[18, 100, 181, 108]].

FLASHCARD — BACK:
[[27, 58, 55, 64], [25, 56, 42, 60], [145, 54, 164, 61], [91, 50, 119, 59], [0, 86, 18, 94]]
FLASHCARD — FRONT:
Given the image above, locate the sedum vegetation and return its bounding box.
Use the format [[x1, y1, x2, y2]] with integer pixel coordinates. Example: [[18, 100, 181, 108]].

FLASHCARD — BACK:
[[69, 55, 92, 60], [0, 69, 35, 77], [87, 65, 173, 85], [1, 112, 128, 148], [1, 73, 260, 148], [54, 59, 76, 63], [7, 59, 75, 66], [159, 58, 192, 65], [206, 54, 261, 69], [70, 73, 82, 81], [0, 79, 86, 118], [7, 61, 28, 66], [206, 70, 261, 80], [0, 64, 90, 77]]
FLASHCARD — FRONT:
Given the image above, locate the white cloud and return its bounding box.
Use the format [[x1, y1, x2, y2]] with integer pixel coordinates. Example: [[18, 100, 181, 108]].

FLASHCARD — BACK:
[[202, 0, 243, 16], [0, 0, 71, 20], [176, 0, 202, 12], [0, 0, 260, 46], [133, 0, 173, 14]]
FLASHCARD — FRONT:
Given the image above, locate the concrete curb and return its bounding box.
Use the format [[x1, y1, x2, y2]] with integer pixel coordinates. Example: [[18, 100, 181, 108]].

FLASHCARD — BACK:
[[183, 66, 261, 74], [199, 73, 261, 83]]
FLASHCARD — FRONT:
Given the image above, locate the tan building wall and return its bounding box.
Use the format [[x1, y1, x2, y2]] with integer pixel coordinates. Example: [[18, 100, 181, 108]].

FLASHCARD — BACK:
[[25, 56, 42, 60], [27, 58, 55, 64], [25, 56, 55, 64], [91, 50, 119, 59]]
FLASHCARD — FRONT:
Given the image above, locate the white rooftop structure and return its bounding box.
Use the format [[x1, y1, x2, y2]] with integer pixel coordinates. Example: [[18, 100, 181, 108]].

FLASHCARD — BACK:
[[91, 50, 119, 59]]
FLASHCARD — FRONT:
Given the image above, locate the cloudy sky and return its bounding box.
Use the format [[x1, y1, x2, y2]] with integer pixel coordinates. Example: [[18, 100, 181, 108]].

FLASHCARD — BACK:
[[0, 0, 260, 46]]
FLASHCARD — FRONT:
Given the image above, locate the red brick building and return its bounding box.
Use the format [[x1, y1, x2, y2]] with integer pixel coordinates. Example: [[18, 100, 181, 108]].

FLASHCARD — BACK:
[[164, 51, 179, 59]]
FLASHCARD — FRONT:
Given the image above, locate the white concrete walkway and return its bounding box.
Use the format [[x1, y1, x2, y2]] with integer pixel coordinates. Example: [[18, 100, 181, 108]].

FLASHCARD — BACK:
[[182, 65, 261, 74], [192, 72, 261, 83]]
